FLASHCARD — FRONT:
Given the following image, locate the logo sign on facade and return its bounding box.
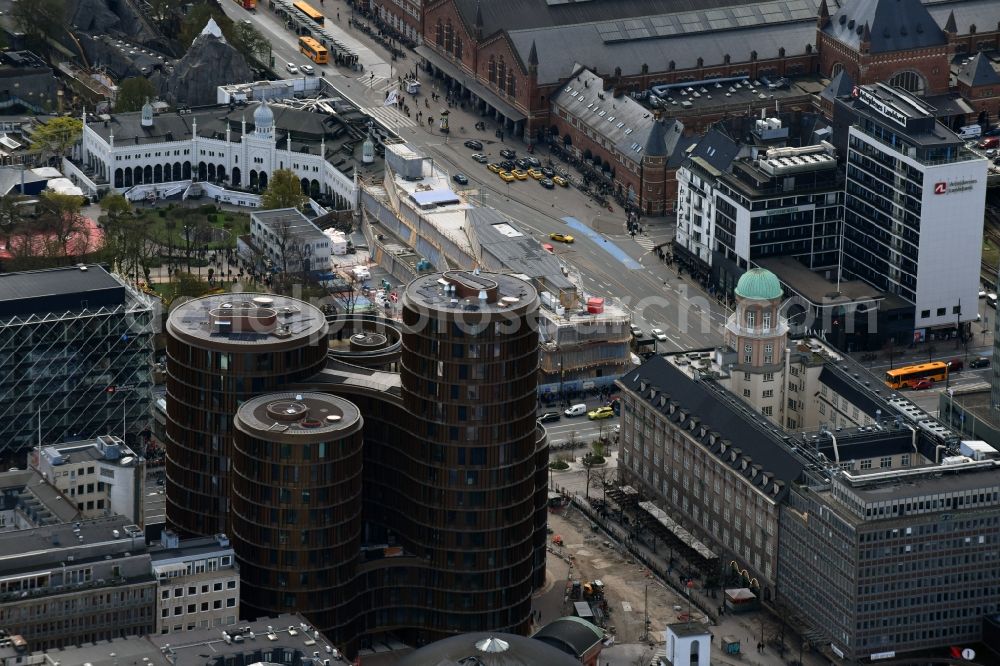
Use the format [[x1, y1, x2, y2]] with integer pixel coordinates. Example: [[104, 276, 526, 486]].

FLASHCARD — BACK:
[[854, 86, 908, 128], [870, 651, 896, 661], [933, 179, 977, 195], [831, 644, 845, 659]]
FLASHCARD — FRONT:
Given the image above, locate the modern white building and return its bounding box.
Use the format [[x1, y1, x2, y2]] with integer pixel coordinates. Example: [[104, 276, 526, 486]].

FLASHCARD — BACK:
[[248, 208, 332, 276], [674, 118, 843, 295], [32, 435, 146, 526], [67, 98, 363, 210], [842, 83, 987, 341]]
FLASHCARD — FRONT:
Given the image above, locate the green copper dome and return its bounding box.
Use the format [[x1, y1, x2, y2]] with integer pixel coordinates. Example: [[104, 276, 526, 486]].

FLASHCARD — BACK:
[[734, 268, 782, 301]]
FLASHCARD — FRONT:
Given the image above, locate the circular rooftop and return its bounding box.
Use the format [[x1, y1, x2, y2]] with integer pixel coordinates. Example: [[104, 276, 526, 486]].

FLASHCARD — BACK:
[[395, 632, 580, 666], [166, 293, 327, 350], [402, 270, 538, 317], [734, 268, 782, 301], [235, 391, 362, 441]]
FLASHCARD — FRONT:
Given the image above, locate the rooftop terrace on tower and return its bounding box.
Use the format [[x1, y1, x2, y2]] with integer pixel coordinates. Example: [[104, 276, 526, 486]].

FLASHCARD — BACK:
[[402, 270, 539, 317], [165, 293, 328, 350]]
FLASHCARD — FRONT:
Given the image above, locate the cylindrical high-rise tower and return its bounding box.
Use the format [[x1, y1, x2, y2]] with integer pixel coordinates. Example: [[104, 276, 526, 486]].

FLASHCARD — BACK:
[[389, 270, 546, 636], [164, 294, 328, 536], [231, 392, 363, 646]]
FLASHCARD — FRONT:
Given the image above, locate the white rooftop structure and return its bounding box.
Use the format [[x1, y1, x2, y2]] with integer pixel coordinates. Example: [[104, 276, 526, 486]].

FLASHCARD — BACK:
[[201, 17, 224, 41]]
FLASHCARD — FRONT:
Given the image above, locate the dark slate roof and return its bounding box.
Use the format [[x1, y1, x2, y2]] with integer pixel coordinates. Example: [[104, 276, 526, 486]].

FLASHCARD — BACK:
[[454, 0, 776, 36], [395, 633, 581, 666], [619, 356, 804, 498], [0, 264, 127, 318], [926, 0, 1000, 40], [957, 52, 1000, 88], [644, 119, 668, 157], [533, 617, 604, 657], [820, 69, 855, 102], [687, 128, 741, 172], [823, 0, 946, 53], [818, 366, 884, 418], [508, 19, 814, 85], [551, 69, 684, 164]]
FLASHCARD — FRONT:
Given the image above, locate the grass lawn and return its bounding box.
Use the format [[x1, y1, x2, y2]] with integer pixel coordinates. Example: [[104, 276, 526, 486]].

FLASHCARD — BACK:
[[133, 205, 251, 252]]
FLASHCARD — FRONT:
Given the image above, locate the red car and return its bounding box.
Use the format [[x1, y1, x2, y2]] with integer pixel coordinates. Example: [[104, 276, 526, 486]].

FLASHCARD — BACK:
[[911, 379, 933, 390], [542, 243, 555, 254]]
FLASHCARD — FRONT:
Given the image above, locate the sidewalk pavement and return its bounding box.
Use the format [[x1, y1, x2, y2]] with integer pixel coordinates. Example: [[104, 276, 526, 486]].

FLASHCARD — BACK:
[[568, 498, 828, 666]]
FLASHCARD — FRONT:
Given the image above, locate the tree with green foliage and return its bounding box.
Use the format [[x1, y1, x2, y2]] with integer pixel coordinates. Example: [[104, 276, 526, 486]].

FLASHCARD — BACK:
[[261, 169, 308, 210], [115, 77, 157, 113], [230, 21, 272, 68], [30, 117, 83, 164], [99, 194, 155, 284], [39, 190, 88, 257], [0, 194, 26, 245], [12, 0, 66, 48], [179, 3, 232, 49]]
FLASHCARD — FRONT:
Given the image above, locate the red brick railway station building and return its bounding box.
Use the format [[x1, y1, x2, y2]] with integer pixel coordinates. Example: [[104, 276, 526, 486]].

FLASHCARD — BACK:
[[370, 0, 1000, 214]]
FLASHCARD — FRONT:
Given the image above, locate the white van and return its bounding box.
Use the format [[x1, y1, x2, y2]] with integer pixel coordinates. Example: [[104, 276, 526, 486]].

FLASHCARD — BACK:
[[351, 266, 371, 281], [564, 403, 587, 417], [958, 124, 982, 140]]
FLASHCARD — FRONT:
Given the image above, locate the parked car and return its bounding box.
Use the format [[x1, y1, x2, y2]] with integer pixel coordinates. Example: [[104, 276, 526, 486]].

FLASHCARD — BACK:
[[499, 160, 515, 171], [452, 173, 469, 185], [487, 162, 503, 173], [499, 171, 516, 182], [564, 403, 587, 417], [285, 62, 299, 74], [970, 356, 991, 368], [540, 178, 555, 189], [511, 168, 529, 180], [537, 411, 561, 423], [471, 153, 489, 163], [464, 139, 484, 150], [500, 148, 517, 159], [541, 166, 556, 178], [527, 168, 544, 180], [524, 156, 541, 168], [979, 137, 1000, 150], [552, 175, 569, 187]]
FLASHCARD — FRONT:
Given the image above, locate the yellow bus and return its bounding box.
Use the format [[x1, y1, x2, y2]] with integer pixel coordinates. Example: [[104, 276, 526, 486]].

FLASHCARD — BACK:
[[299, 36, 329, 64], [293, 0, 324, 25], [884, 361, 949, 390]]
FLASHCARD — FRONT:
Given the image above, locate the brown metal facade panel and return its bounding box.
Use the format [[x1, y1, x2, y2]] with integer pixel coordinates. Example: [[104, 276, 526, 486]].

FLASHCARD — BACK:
[[165, 274, 548, 654]]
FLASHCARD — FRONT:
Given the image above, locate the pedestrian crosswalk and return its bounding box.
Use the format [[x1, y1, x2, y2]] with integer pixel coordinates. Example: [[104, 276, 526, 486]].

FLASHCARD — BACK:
[[633, 235, 657, 251], [360, 105, 417, 129], [355, 73, 393, 94]]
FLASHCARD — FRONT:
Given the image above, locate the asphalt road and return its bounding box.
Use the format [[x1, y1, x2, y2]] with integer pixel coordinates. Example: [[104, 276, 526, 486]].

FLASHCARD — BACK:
[[223, 2, 729, 354]]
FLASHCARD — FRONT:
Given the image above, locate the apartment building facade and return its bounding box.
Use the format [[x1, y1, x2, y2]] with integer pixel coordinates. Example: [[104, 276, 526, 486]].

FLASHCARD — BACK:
[[152, 530, 239, 634]]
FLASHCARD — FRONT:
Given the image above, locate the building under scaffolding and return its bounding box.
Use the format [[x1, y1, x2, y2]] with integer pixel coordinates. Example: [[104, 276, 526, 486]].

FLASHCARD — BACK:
[[538, 298, 632, 395], [0, 265, 155, 455]]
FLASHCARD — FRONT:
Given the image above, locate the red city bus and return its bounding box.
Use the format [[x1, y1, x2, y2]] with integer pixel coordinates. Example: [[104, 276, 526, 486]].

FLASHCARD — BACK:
[[233, 0, 257, 9]]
